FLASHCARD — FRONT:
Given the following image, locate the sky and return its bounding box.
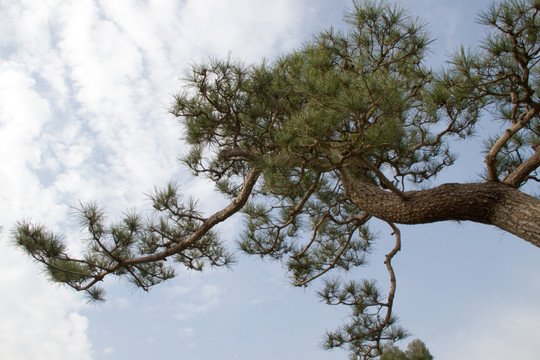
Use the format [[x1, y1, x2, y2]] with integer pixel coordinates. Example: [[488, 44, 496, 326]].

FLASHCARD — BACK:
[[0, 0, 539, 359]]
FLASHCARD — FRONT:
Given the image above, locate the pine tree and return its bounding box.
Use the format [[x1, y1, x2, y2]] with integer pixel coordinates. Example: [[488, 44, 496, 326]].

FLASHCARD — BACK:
[[381, 339, 433, 360], [13, 0, 540, 358]]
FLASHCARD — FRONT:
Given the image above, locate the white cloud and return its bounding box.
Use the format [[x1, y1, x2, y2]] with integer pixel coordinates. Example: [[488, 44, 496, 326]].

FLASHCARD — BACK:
[[0, 0, 320, 218], [1, 1, 69, 99], [0, 62, 91, 359], [0, 63, 70, 225], [0, 244, 91, 360], [0, 63, 49, 147], [175, 0, 311, 61], [0, 5, 93, 360]]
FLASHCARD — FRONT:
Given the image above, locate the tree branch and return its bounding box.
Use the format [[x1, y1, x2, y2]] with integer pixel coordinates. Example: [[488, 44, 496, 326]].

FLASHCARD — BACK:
[[484, 99, 540, 182], [373, 222, 402, 354], [340, 169, 540, 247], [124, 167, 261, 266], [359, 156, 408, 200], [502, 145, 540, 187]]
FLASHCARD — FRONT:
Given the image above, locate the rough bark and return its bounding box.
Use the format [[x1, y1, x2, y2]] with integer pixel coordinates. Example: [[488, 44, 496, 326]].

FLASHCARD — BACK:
[[340, 170, 540, 248], [502, 145, 540, 187]]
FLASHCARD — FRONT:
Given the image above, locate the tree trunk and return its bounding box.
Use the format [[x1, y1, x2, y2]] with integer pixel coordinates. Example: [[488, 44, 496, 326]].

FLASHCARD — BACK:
[[340, 171, 540, 248]]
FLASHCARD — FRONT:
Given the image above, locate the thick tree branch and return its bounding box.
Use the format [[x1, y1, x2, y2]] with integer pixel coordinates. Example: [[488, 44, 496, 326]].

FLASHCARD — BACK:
[[340, 169, 540, 247]]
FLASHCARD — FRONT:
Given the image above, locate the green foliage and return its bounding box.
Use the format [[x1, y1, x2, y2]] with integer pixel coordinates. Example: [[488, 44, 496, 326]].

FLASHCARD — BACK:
[[13, 184, 233, 302], [444, 0, 540, 183], [381, 339, 433, 360], [170, 1, 539, 356], [173, 2, 470, 191], [321, 278, 409, 358], [169, 2, 480, 356]]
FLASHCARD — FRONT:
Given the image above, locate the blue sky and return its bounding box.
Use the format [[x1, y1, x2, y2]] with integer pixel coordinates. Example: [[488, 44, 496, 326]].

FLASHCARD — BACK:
[[1, 0, 539, 359]]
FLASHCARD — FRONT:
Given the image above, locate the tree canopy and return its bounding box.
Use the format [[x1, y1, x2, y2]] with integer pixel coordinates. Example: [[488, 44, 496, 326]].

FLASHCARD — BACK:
[[381, 339, 433, 360], [12, 0, 539, 359]]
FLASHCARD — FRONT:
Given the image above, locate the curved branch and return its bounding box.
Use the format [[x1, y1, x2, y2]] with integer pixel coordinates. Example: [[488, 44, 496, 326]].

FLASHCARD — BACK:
[[372, 222, 402, 355], [56, 167, 262, 291], [383, 223, 401, 327], [340, 169, 540, 247], [125, 167, 261, 266], [485, 105, 540, 181], [502, 145, 540, 187]]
